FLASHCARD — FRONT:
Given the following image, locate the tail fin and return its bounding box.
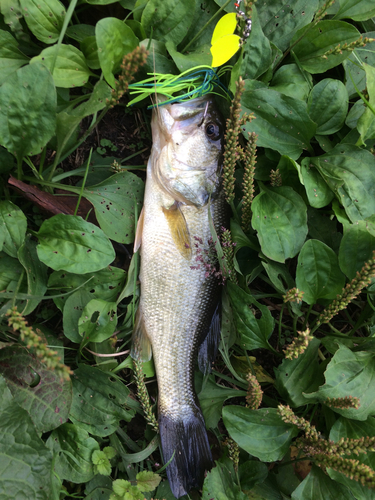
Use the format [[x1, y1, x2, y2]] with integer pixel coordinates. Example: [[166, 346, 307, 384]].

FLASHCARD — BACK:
[[159, 410, 213, 498]]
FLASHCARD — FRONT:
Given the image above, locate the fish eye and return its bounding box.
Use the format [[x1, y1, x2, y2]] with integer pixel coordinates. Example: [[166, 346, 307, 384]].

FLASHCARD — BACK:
[[205, 122, 221, 141]]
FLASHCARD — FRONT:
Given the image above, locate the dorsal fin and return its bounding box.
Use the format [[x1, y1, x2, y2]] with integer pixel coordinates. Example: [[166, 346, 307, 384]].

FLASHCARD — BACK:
[[162, 202, 192, 260]]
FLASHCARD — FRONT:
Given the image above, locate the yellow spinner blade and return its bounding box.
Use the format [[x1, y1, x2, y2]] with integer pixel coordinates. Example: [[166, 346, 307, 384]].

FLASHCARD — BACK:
[[210, 34, 241, 67], [211, 12, 237, 45]]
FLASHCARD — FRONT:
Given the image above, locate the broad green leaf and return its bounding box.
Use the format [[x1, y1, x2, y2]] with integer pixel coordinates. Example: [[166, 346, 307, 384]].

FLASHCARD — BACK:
[[307, 207, 342, 253], [299, 159, 334, 209], [296, 240, 345, 304], [69, 79, 112, 118], [96, 17, 139, 88], [48, 265, 126, 311], [0, 375, 53, 500], [20, 0, 65, 44], [304, 344, 375, 421], [141, 0, 196, 46], [202, 460, 248, 500], [275, 338, 322, 407], [78, 298, 117, 344], [238, 5, 272, 81], [81, 36, 100, 70], [241, 83, 316, 159], [62, 289, 93, 343], [257, 0, 318, 52], [81, 172, 144, 244], [252, 185, 308, 263], [197, 373, 247, 429], [0, 252, 25, 316], [222, 406, 298, 462], [84, 475, 113, 500], [292, 20, 361, 73], [66, 24, 95, 42], [0, 62, 56, 159], [0, 200, 27, 258], [334, 0, 375, 21], [307, 79, 348, 134], [18, 237, 48, 315], [37, 214, 115, 274], [166, 41, 212, 72], [0, 0, 25, 39], [228, 281, 274, 351], [239, 461, 269, 492], [357, 63, 375, 145], [270, 64, 312, 101], [339, 220, 375, 279], [0, 346, 72, 433], [179, 0, 220, 51], [0, 30, 28, 85], [328, 416, 375, 500], [343, 33, 375, 98], [47, 423, 99, 483], [291, 465, 353, 500], [311, 144, 375, 223], [136, 471, 162, 492], [31, 44, 92, 87], [69, 364, 134, 436]]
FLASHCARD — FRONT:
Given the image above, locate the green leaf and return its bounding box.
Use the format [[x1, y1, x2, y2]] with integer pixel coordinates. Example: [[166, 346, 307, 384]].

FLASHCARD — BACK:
[[78, 298, 117, 344], [311, 144, 375, 223], [357, 63, 375, 145], [252, 185, 308, 263], [31, 44, 92, 87], [291, 20, 361, 73], [328, 416, 375, 500], [62, 289, 92, 343], [136, 471, 162, 492], [291, 465, 353, 500], [197, 373, 247, 429], [0, 346, 72, 432], [307, 79, 348, 135], [239, 5, 273, 80], [37, 214, 115, 274], [0, 375, 53, 500], [96, 17, 139, 88], [343, 33, 375, 98], [202, 460, 248, 500], [0, 30, 28, 86], [241, 83, 316, 159], [239, 461, 269, 492], [222, 406, 298, 462], [81, 36, 100, 70], [179, 0, 219, 51], [81, 172, 144, 244], [18, 237, 48, 315], [304, 344, 375, 421], [111, 479, 143, 500], [228, 281, 274, 351], [296, 240, 345, 304], [70, 364, 134, 436], [275, 338, 322, 407], [20, 0, 65, 44], [334, 0, 375, 21], [339, 220, 375, 279], [299, 159, 334, 209], [48, 265, 126, 311], [0, 62, 56, 159], [257, 0, 319, 52], [0, 200, 27, 258], [66, 24, 95, 42], [166, 41, 211, 72], [84, 475, 113, 500], [92, 449, 112, 476], [47, 423, 99, 483], [270, 64, 312, 101], [141, 0, 196, 46]]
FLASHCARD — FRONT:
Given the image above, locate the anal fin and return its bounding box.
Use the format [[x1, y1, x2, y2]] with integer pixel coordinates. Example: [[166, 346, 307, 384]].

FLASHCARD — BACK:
[[130, 307, 152, 362], [162, 202, 192, 260]]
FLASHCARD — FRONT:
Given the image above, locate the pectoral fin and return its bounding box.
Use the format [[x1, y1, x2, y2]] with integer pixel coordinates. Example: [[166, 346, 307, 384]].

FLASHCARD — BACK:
[[131, 307, 152, 362], [162, 202, 192, 259], [133, 206, 145, 253]]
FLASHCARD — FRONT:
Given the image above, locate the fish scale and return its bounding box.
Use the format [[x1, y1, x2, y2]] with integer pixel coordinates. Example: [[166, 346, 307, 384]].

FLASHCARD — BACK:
[[132, 95, 226, 498]]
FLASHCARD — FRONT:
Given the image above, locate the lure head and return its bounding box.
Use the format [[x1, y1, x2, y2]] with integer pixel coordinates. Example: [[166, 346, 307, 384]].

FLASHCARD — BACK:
[[151, 95, 224, 207]]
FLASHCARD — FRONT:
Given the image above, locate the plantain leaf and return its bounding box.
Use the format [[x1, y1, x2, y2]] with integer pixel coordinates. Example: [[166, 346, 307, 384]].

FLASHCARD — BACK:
[[291, 465, 353, 500], [0, 200, 27, 258], [251, 185, 308, 263], [307, 79, 348, 135], [338, 220, 375, 279], [20, 0, 65, 44], [0, 30, 28, 85], [270, 64, 312, 101], [334, 0, 375, 21], [78, 298, 117, 344]]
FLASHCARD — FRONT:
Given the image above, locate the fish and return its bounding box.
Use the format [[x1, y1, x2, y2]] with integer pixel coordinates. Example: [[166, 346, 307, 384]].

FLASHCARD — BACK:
[[132, 94, 227, 498]]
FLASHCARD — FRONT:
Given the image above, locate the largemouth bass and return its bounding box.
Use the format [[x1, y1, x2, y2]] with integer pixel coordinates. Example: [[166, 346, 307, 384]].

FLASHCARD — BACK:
[[133, 95, 226, 498]]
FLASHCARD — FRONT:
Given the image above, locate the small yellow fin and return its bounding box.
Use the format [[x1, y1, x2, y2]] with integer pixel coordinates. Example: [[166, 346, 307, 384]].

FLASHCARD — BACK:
[[134, 206, 145, 253], [130, 307, 152, 362], [162, 203, 192, 259]]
